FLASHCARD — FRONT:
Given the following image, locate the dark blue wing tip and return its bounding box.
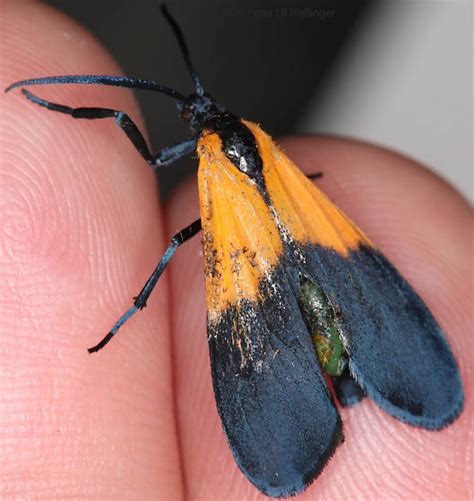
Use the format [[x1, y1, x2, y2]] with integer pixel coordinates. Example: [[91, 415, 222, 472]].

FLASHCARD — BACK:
[[350, 361, 464, 431], [239, 419, 344, 498], [408, 383, 464, 431], [253, 448, 342, 498], [257, 481, 306, 499]]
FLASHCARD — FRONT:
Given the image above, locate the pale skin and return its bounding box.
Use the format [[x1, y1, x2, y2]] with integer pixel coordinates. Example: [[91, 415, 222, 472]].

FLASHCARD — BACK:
[[1, 2, 472, 499]]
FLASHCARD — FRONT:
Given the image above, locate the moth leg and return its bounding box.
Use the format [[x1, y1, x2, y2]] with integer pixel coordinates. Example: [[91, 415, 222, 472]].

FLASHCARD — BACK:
[[20, 89, 197, 168], [88, 218, 202, 353], [307, 171, 323, 180]]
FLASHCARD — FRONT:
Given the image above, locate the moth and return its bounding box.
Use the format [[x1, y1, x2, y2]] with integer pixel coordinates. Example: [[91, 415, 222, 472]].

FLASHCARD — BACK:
[[6, 6, 464, 498]]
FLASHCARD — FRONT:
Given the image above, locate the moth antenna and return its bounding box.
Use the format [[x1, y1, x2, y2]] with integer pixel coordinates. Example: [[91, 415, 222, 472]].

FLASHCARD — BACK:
[[161, 4, 204, 96], [5, 75, 185, 99]]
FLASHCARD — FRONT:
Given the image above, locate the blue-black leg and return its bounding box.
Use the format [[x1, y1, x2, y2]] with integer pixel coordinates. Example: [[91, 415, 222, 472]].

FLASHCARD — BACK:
[[21, 89, 196, 168], [154, 137, 197, 167], [307, 172, 323, 180], [88, 218, 202, 353]]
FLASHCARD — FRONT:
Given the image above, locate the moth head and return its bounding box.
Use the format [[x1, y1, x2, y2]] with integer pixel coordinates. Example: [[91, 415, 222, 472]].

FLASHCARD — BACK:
[[177, 93, 224, 130]]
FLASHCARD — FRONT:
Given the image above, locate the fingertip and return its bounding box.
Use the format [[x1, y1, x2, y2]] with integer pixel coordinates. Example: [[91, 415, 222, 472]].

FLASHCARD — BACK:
[[2, 3, 183, 497]]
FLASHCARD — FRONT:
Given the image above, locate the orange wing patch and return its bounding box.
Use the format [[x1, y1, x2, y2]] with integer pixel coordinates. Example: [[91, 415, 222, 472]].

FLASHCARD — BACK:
[[197, 132, 283, 322], [244, 120, 373, 256]]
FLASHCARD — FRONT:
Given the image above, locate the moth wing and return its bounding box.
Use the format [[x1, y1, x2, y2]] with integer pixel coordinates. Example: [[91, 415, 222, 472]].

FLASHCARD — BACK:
[[197, 133, 342, 497], [249, 121, 464, 430]]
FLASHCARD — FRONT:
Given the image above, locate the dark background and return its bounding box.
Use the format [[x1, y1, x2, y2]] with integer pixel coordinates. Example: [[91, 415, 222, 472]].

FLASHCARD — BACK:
[[46, 0, 372, 198]]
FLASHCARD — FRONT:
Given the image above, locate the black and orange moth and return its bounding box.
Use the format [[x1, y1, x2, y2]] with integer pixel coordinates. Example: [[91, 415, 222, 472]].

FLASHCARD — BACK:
[[5, 6, 464, 498]]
